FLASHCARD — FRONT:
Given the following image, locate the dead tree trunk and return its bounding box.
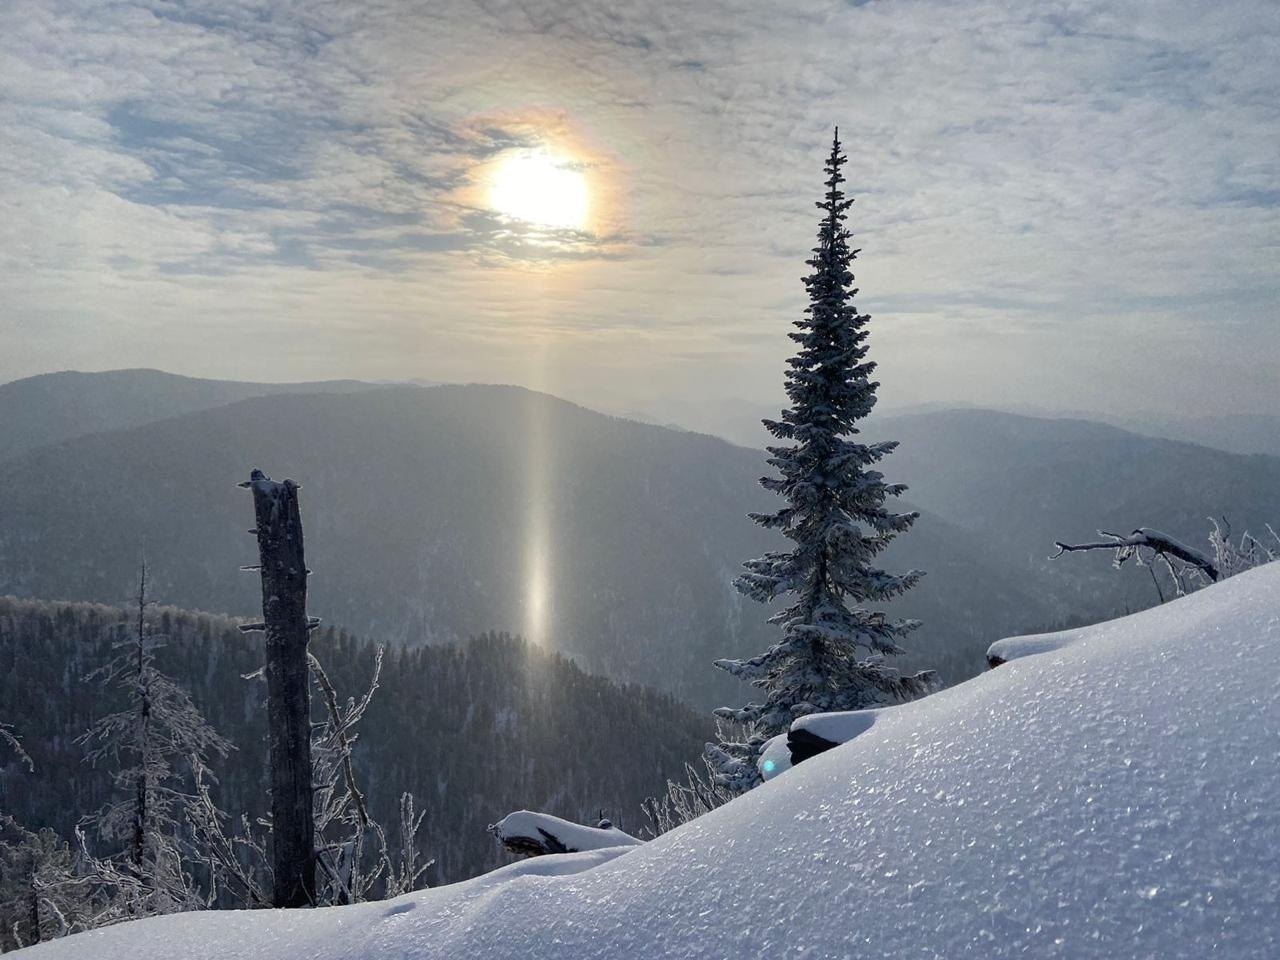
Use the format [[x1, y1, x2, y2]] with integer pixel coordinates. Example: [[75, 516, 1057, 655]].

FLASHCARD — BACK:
[[239, 469, 316, 908]]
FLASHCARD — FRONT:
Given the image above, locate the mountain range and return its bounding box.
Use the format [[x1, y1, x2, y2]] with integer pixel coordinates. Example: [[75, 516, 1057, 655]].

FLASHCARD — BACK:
[[0, 369, 1275, 708]]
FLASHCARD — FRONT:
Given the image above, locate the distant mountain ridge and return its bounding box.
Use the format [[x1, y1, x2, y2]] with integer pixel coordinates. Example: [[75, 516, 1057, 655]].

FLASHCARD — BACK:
[[629, 395, 1280, 459], [0, 368, 382, 462], [879, 407, 1280, 547], [1106, 412, 1280, 458]]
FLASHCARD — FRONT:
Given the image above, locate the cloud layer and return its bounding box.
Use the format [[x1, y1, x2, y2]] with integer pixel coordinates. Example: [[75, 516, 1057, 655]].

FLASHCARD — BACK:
[[2, 0, 1277, 419]]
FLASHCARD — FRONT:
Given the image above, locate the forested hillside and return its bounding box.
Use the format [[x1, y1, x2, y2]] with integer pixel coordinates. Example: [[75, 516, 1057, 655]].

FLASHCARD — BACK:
[[0, 597, 707, 889]]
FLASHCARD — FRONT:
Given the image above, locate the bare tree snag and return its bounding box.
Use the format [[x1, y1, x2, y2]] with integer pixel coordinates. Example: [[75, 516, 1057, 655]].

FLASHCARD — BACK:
[[239, 469, 316, 908]]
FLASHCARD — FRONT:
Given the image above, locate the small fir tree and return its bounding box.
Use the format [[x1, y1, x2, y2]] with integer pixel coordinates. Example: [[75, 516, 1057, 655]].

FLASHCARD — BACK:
[[708, 130, 939, 793]]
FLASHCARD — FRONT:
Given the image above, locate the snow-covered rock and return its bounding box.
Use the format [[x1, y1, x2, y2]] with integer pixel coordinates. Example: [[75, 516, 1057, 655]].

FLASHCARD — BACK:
[[758, 705, 893, 780], [23, 563, 1280, 959], [489, 810, 643, 857], [789, 705, 884, 745]]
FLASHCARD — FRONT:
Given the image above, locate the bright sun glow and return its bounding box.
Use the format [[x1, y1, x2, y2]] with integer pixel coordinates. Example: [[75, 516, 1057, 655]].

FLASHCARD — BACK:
[[489, 149, 589, 230]]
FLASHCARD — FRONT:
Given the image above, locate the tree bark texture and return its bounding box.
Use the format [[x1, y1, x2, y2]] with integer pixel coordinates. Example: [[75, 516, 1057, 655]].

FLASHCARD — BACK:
[[240, 469, 316, 908]]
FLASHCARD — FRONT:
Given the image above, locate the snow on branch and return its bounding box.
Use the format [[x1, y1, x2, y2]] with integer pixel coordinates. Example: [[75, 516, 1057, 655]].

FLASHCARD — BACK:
[[489, 812, 642, 859], [1052, 528, 1220, 582]]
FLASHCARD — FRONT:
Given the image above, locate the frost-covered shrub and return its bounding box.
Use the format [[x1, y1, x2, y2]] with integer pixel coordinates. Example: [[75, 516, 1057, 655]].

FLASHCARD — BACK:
[[641, 760, 734, 837]]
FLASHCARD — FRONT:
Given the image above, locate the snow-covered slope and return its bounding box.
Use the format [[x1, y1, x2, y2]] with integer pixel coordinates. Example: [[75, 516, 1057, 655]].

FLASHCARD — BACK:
[[25, 564, 1280, 959]]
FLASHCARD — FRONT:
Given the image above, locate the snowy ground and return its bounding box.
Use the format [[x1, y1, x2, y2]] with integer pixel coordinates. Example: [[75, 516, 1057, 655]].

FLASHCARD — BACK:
[[24, 563, 1280, 959]]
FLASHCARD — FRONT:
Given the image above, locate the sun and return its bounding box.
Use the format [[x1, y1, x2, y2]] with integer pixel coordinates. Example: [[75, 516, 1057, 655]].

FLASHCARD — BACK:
[[489, 148, 589, 230]]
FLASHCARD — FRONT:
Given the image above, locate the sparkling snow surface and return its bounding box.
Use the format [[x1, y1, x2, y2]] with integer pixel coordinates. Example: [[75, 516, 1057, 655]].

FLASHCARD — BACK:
[[25, 564, 1280, 959]]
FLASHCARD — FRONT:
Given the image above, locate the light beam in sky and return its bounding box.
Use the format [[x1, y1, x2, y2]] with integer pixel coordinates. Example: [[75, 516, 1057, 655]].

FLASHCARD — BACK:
[[522, 350, 553, 647], [489, 148, 589, 230]]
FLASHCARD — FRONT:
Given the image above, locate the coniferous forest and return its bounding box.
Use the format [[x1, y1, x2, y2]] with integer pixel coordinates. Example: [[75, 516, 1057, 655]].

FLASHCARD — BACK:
[[0, 596, 707, 945]]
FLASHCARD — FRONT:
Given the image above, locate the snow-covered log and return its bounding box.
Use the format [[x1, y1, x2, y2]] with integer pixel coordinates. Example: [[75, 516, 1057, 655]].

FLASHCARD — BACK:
[[488, 812, 642, 859], [986, 630, 1077, 667]]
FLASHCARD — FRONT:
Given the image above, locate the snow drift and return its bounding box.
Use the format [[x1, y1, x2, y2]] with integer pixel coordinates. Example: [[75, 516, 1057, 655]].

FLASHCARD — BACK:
[[23, 563, 1280, 959]]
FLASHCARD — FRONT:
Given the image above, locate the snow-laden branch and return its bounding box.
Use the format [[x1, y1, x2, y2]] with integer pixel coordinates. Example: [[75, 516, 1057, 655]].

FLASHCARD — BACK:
[[307, 647, 430, 905], [1052, 527, 1220, 582], [1051, 518, 1279, 606]]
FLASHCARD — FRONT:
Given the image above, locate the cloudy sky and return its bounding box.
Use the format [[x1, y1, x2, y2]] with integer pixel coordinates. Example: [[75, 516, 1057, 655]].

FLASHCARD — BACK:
[[3, 0, 1278, 425]]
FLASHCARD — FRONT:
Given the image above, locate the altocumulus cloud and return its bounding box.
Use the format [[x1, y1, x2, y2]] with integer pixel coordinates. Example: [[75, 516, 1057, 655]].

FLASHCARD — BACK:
[[0, 0, 1277, 418]]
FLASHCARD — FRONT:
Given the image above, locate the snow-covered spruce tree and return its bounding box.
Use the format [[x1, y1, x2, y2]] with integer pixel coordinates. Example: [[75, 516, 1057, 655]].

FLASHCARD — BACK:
[[707, 131, 939, 794]]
